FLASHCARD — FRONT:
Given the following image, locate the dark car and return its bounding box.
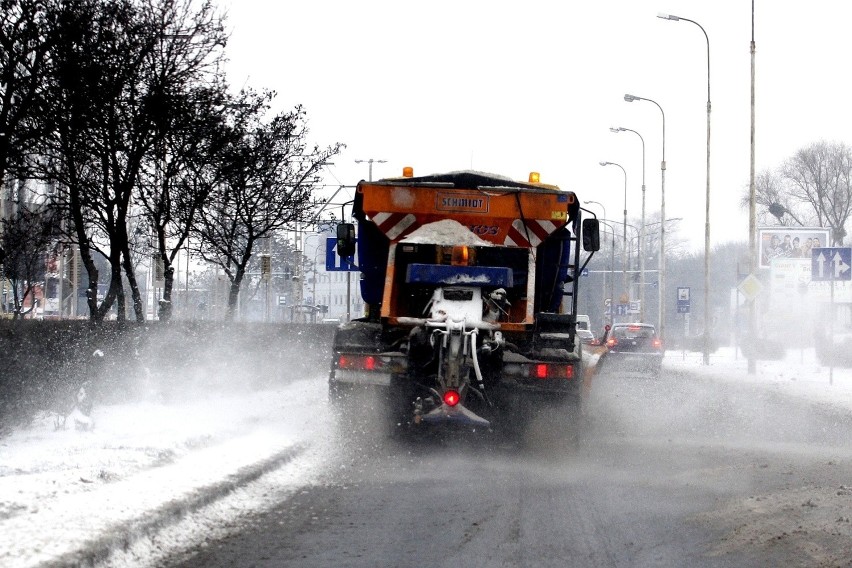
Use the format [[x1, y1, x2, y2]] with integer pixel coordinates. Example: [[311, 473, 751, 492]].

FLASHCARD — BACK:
[[599, 323, 663, 374]]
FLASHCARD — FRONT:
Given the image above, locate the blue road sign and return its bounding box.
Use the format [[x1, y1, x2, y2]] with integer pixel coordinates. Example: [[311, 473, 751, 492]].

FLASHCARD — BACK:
[[676, 286, 690, 314], [325, 237, 358, 272], [811, 247, 852, 281]]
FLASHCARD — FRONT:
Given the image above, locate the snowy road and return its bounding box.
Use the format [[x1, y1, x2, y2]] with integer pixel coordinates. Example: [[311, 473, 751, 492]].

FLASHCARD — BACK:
[[167, 354, 851, 568], [2, 348, 852, 567]]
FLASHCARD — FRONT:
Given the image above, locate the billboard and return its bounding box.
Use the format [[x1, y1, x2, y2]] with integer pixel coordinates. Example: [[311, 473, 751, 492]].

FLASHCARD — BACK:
[[758, 227, 830, 269]]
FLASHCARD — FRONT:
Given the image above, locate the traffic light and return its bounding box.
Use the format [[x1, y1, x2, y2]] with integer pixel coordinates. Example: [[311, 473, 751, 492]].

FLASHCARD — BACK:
[[260, 255, 271, 281]]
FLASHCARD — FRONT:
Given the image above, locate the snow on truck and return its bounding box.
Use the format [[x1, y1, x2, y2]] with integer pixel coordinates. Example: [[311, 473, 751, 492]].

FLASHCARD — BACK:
[[329, 169, 600, 438]]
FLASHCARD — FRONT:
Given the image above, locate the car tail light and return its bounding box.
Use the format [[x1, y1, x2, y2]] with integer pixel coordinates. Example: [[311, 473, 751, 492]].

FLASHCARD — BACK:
[[443, 390, 460, 406], [652, 338, 662, 349], [590, 338, 601, 346], [606, 337, 618, 348], [337, 354, 381, 371], [529, 363, 574, 380]]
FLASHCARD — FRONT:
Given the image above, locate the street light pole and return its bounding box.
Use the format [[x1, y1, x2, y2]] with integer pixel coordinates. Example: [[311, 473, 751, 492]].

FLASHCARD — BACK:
[[611, 126, 646, 322], [624, 93, 666, 341], [600, 161, 628, 318], [598, 221, 618, 326], [354, 158, 387, 183], [748, 0, 757, 374], [585, 200, 613, 326], [659, 12, 712, 364]]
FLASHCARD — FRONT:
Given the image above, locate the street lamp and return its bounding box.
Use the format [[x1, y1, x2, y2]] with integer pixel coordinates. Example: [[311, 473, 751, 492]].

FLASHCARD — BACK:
[[624, 93, 666, 341], [354, 158, 387, 183], [610, 126, 647, 322], [748, 1, 757, 374], [659, 12, 712, 365], [600, 161, 628, 315], [585, 200, 615, 326]]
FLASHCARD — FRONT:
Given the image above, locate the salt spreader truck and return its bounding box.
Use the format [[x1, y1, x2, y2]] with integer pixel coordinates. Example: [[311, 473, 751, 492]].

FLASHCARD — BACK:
[[329, 169, 600, 436]]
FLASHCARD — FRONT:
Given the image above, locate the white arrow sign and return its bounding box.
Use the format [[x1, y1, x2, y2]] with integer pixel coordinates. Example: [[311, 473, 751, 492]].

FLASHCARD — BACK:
[[833, 251, 851, 278], [816, 251, 827, 278]]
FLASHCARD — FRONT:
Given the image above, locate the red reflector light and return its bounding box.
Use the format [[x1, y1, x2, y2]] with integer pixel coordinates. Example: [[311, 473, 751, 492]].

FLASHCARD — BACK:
[[529, 364, 574, 380], [338, 354, 380, 371], [443, 390, 460, 406]]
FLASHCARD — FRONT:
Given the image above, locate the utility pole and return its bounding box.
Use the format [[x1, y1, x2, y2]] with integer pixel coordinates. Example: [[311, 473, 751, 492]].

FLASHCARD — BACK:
[[747, 0, 757, 374], [352, 158, 386, 322]]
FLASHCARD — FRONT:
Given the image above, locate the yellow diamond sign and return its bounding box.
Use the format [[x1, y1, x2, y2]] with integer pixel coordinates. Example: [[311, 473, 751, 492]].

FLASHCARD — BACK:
[[737, 274, 763, 301]]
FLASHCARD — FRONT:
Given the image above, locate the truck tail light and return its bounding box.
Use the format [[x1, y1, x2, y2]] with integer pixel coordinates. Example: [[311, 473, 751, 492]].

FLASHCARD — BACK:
[[530, 363, 574, 380], [337, 354, 381, 371], [443, 390, 460, 406]]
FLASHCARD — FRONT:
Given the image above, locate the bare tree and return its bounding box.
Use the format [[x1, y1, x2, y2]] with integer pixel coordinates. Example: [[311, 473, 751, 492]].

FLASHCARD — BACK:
[[782, 140, 852, 244], [740, 169, 811, 227], [0, 205, 57, 319], [194, 93, 343, 320], [0, 0, 53, 187], [135, 86, 227, 320], [38, 0, 227, 322]]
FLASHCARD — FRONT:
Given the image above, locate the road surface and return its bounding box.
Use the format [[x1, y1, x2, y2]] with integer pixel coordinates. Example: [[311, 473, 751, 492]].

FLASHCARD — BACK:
[[167, 365, 852, 568]]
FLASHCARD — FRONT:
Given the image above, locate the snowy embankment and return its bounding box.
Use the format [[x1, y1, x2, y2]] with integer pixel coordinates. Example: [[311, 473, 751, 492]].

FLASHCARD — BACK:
[[0, 377, 330, 568], [666, 346, 852, 413]]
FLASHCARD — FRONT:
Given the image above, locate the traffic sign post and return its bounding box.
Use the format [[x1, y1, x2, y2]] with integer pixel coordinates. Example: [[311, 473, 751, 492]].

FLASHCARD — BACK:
[[677, 287, 691, 348], [325, 237, 358, 272], [811, 247, 852, 281], [676, 286, 690, 314], [811, 247, 851, 385]]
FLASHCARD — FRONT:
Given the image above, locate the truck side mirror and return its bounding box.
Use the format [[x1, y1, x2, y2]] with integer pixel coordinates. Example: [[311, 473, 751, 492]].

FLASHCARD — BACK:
[[336, 223, 356, 257], [582, 218, 601, 251]]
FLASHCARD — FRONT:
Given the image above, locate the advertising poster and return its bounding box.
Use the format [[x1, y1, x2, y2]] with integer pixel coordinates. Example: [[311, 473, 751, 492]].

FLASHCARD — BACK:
[[758, 227, 830, 269]]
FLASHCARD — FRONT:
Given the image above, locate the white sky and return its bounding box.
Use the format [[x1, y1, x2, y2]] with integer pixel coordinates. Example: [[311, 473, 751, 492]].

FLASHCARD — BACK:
[[220, 1, 852, 251]]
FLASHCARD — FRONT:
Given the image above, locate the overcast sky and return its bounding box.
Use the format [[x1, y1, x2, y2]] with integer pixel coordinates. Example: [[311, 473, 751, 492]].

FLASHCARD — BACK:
[[220, 0, 852, 251]]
